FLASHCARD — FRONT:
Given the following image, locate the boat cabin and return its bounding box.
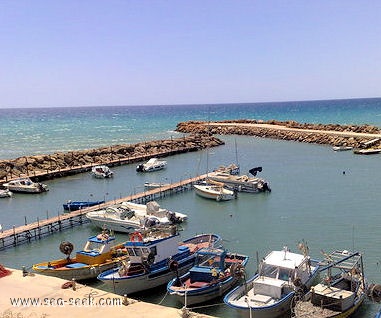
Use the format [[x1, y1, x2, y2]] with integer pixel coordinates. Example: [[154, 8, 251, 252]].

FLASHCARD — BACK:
[[188, 248, 227, 284], [261, 249, 312, 283], [124, 230, 188, 265], [76, 234, 116, 265]]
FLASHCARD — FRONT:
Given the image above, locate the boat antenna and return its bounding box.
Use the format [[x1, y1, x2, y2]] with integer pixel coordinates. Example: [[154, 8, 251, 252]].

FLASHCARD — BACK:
[[352, 224, 355, 252]]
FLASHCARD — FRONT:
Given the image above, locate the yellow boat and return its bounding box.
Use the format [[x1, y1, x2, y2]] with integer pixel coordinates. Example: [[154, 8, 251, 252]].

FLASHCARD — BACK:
[[32, 232, 128, 281]]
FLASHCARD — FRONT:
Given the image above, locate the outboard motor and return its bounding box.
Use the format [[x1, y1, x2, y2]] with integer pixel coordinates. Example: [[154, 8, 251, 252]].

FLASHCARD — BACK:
[[167, 211, 179, 224], [136, 164, 144, 172], [144, 217, 160, 228]]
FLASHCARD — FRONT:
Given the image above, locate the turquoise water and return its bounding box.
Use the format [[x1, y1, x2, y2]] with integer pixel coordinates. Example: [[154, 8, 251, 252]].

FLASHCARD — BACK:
[[1, 98, 381, 160], [1, 99, 381, 317]]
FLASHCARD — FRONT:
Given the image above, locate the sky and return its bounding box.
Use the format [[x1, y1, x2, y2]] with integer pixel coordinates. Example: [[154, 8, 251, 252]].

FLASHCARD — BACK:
[[1, 0, 380, 108]]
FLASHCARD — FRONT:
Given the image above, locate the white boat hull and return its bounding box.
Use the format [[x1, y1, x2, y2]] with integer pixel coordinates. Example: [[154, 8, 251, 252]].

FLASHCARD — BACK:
[[99, 256, 195, 295], [193, 184, 236, 201], [86, 216, 141, 233], [224, 275, 298, 318]]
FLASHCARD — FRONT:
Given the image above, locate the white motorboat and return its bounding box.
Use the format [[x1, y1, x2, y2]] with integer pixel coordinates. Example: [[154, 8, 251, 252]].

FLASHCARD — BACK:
[[86, 201, 187, 233], [224, 245, 320, 318], [97, 226, 222, 295], [213, 163, 240, 175], [144, 182, 170, 189], [0, 189, 12, 198], [208, 171, 271, 193], [91, 165, 114, 178], [353, 148, 381, 155], [332, 146, 353, 151], [136, 158, 167, 172], [193, 181, 237, 201], [2, 177, 48, 193]]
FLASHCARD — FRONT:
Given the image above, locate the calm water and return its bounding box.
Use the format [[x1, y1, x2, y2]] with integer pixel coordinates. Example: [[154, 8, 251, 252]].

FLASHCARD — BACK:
[[1, 99, 381, 317]]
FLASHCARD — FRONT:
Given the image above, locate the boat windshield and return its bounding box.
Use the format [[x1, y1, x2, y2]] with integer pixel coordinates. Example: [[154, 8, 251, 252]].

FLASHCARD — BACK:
[[84, 241, 105, 253], [261, 264, 294, 281]]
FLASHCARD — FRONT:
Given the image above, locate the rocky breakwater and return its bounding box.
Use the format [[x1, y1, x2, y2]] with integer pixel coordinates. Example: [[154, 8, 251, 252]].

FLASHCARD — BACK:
[[176, 119, 381, 148], [0, 134, 224, 182]]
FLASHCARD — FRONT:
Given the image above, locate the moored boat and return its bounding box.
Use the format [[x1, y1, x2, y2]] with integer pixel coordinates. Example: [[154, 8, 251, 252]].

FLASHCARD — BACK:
[[208, 168, 271, 193], [91, 165, 114, 178], [97, 226, 222, 295], [292, 250, 368, 318], [86, 200, 187, 233], [32, 231, 128, 281], [3, 177, 48, 193], [0, 189, 12, 198], [224, 244, 320, 318], [353, 148, 381, 155], [63, 200, 105, 211], [332, 146, 353, 151], [136, 158, 167, 172], [193, 181, 237, 201], [144, 182, 171, 189], [167, 246, 249, 306]]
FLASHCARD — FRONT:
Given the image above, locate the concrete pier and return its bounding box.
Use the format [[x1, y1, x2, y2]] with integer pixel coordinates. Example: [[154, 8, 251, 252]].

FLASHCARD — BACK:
[[0, 267, 213, 318]]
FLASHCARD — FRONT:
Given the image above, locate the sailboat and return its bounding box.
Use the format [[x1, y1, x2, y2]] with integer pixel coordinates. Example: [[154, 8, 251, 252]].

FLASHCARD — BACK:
[[194, 141, 237, 201]]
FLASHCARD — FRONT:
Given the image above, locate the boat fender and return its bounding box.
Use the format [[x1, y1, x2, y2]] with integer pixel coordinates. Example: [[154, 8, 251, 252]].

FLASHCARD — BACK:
[[168, 259, 179, 272], [59, 241, 74, 257], [61, 281, 74, 289], [130, 232, 143, 242]]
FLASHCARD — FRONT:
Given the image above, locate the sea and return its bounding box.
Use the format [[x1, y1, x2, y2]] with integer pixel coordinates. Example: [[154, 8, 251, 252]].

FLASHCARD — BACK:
[[1, 98, 381, 317]]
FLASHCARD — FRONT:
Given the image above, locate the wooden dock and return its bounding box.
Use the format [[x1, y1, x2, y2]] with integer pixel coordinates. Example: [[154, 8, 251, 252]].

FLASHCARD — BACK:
[[0, 174, 207, 250]]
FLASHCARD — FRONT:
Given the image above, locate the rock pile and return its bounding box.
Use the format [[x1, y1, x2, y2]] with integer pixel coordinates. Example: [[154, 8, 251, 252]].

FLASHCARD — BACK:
[[0, 134, 224, 181], [176, 120, 381, 148]]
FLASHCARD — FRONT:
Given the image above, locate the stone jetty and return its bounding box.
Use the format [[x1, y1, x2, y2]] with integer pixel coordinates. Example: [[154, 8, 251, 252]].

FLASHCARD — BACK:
[[0, 134, 224, 183], [176, 119, 381, 148]]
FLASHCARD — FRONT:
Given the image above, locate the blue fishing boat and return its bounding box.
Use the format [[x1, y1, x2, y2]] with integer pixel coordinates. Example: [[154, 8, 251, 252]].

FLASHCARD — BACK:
[[224, 245, 320, 318], [63, 200, 105, 211], [97, 226, 221, 295], [167, 246, 249, 306]]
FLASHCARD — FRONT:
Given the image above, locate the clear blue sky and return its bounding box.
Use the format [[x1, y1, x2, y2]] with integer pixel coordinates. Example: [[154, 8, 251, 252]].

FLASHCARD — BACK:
[[1, 0, 380, 108]]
